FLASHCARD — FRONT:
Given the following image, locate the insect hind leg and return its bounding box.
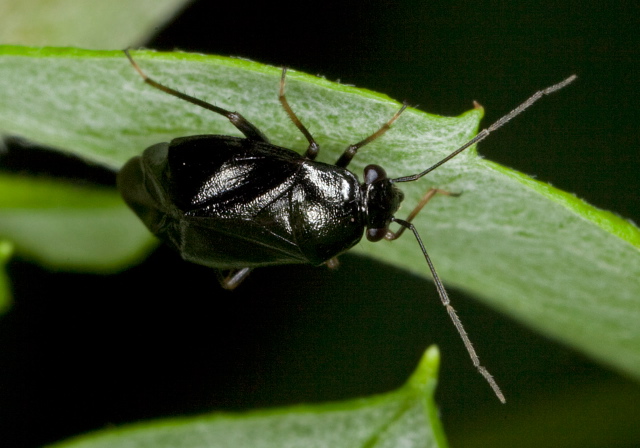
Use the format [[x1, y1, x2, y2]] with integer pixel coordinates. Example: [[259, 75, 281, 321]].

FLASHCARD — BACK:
[[124, 49, 268, 142]]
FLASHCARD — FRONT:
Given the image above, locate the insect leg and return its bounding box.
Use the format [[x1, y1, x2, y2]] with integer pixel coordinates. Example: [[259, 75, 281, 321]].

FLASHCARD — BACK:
[[325, 257, 340, 269], [216, 267, 254, 290], [385, 188, 460, 241], [124, 50, 268, 142], [335, 103, 408, 168], [277, 68, 320, 160], [391, 218, 506, 403]]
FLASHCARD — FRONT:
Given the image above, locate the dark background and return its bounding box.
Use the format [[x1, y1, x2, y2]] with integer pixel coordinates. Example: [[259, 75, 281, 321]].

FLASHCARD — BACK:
[[1, 1, 639, 447]]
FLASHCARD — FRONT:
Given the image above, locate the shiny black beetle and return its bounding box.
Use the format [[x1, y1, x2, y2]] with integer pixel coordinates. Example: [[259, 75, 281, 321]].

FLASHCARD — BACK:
[[118, 50, 575, 403]]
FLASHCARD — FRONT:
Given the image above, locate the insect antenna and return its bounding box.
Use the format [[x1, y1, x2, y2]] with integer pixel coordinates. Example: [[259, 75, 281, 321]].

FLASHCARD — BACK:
[[392, 74, 576, 184], [388, 75, 576, 403], [392, 218, 506, 403]]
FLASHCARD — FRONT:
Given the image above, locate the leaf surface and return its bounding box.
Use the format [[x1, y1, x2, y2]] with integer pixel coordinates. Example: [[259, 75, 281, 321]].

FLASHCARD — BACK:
[[1, 46, 639, 382]]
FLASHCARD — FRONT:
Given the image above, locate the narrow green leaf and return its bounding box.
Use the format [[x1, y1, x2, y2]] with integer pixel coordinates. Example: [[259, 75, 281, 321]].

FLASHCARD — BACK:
[[0, 174, 157, 272], [1, 46, 639, 383], [0, 0, 188, 49], [48, 347, 446, 448]]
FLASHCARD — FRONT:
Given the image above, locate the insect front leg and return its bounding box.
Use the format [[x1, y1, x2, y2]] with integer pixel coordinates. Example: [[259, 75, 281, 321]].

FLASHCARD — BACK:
[[216, 267, 254, 291], [385, 188, 460, 241], [335, 104, 408, 168]]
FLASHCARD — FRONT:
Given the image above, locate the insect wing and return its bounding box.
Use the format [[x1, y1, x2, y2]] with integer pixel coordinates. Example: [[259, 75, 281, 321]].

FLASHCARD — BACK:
[[164, 136, 311, 267]]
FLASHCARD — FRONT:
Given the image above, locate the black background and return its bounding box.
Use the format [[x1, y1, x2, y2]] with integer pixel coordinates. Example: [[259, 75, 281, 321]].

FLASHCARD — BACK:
[[1, 1, 639, 447]]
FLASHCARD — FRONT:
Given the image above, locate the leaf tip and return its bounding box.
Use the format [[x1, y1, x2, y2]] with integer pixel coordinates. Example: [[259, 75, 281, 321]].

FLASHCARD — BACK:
[[405, 345, 440, 393]]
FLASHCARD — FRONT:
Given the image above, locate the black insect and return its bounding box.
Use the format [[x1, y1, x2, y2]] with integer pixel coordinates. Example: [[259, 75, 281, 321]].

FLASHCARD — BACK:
[[118, 49, 576, 403]]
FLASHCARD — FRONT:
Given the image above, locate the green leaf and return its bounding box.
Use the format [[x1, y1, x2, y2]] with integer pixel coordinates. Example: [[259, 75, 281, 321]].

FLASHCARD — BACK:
[[0, 174, 157, 272], [48, 347, 446, 448], [0, 0, 188, 49], [1, 46, 639, 385]]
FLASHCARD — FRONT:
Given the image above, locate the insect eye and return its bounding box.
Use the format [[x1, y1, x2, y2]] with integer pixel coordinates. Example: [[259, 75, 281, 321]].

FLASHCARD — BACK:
[[364, 164, 387, 184], [366, 227, 387, 242]]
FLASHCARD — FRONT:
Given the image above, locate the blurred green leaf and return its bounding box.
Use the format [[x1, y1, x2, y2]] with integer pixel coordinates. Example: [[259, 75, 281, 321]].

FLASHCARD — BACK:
[[0, 174, 156, 271], [0, 0, 188, 49], [1, 46, 639, 386]]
